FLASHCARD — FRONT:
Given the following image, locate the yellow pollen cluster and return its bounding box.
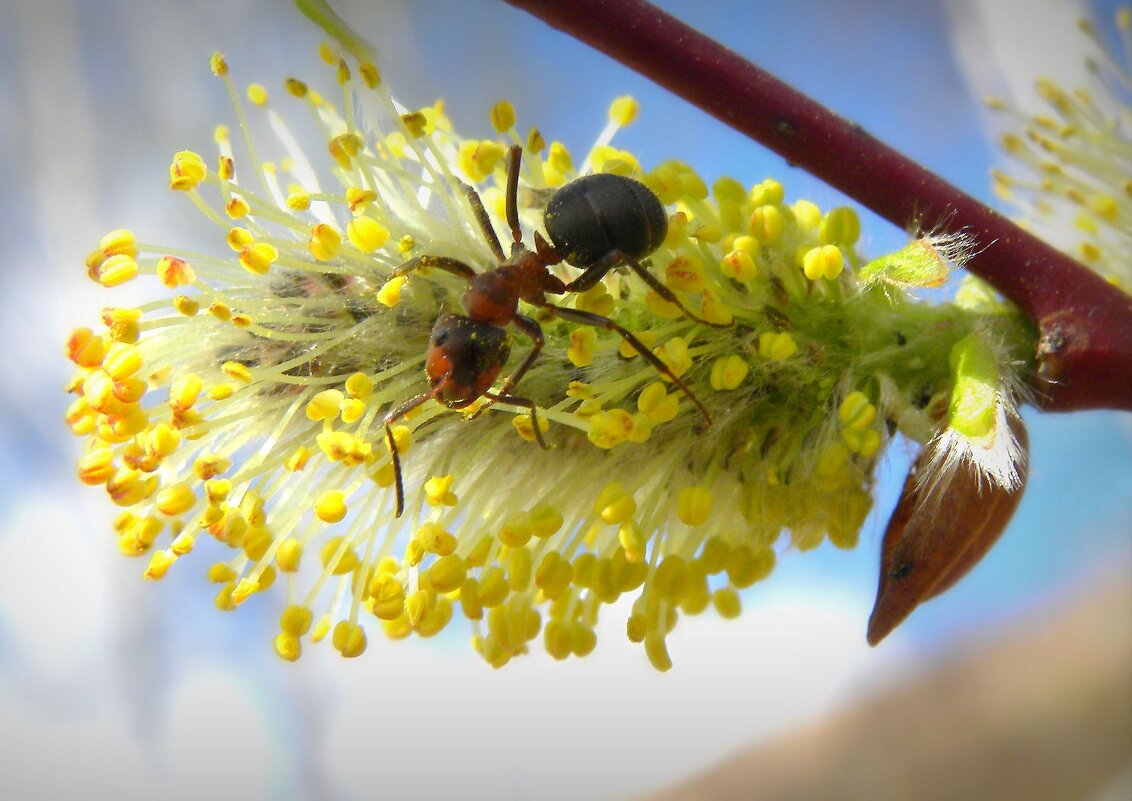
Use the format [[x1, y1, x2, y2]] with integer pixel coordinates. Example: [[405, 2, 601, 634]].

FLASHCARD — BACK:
[[65, 33, 1006, 673]]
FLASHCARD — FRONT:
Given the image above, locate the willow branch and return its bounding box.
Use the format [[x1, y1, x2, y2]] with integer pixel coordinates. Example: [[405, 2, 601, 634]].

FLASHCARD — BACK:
[[504, 0, 1132, 412]]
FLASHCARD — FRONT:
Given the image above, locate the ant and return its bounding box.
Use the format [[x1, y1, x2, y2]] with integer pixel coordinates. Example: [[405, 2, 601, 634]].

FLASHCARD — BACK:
[[383, 145, 727, 517]]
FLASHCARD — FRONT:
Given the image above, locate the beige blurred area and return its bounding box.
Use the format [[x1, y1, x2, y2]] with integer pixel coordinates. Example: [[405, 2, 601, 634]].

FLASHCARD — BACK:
[[639, 575, 1132, 801]]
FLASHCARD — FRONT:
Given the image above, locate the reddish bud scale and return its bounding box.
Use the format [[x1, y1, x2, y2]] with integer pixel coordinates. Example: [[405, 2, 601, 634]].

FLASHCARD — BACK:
[[867, 417, 1029, 645]]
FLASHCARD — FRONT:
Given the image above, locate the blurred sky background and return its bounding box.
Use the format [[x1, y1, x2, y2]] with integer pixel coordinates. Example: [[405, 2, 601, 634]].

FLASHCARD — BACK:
[[1, 0, 1130, 799]]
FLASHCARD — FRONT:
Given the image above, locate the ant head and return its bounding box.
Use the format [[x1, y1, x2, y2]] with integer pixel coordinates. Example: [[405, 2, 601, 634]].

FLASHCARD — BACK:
[[425, 313, 511, 407]]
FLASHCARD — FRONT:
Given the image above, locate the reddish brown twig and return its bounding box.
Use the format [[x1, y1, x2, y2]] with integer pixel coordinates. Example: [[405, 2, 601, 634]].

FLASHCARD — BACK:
[[505, 0, 1132, 412]]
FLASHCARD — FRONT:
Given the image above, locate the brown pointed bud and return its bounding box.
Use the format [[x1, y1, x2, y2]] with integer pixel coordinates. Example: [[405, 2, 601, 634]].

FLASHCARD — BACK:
[[867, 416, 1029, 645]]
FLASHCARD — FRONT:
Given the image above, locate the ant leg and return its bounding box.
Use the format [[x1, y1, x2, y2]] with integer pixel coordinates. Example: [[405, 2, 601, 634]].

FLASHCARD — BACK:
[[467, 314, 545, 421], [461, 182, 506, 261], [504, 145, 523, 247], [393, 254, 477, 282], [383, 389, 440, 518], [564, 250, 730, 329], [543, 303, 713, 423], [482, 390, 551, 450]]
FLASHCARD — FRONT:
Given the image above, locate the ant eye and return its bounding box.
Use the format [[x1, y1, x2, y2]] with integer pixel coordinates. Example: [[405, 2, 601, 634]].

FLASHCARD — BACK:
[[431, 330, 449, 346]]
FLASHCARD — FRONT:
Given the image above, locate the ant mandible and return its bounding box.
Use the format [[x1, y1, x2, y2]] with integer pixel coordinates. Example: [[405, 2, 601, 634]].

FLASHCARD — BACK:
[[383, 145, 727, 517]]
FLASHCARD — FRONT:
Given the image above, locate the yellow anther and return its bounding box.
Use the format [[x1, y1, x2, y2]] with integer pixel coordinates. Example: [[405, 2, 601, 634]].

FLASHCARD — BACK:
[[758, 331, 798, 362], [677, 485, 713, 526], [535, 552, 572, 600], [231, 313, 252, 329], [428, 554, 467, 593], [169, 374, 203, 412], [169, 150, 207, 191], [665, 255, 705, 294], [328, 133, 364, 168], [490, 100, 516, 132], [225, 196, 251, 219], [1089, 193, 1119, 222], [842, 426, 881, 458], [317, 430, 356, 462], [654, 555, 690, 601], [95, 254, 138, 287], [101, 342, 142, 381], [315, 490, 348, 524], [607, 95, 639, 126], [340, 373, 372, 401], [528, 503, 563, 539], [586, 409, 634, 449], [369, 573, 406, 620], [792, 198, 822, 230], [101, 306, 142, 344], [99, 229, 138, 259], [457, 140, 507, 183], [546, 141, 574, 180], [720, 249, 758, 282], [399, 111, 428, 139], [338, 398, 364, 425], [217, 155, 235, 181], [709, 354, 749, 391], [143, 549, 176, 580], [311, 614, 331, 642], [511, 411, 548, 443], [619, 330, 657, 359], [218, 361, 251, 384], [498, 513, 533, 549], [359, 62, 381, 88], [208, 383, 235, 401], [308, 223, 342, 261], [749, 204, 784, 243], [397, 234, 415, 254], [239, 242, 278, 275], [376, 275, 406, 307], [192, 453, 229, 480], [405, 589, 434, 627], [333, 621, 367, 658], [802, 244, 845, 280], [273, 633, 301, 662], [653, 337, 691, 379], [726, 544, 776, 588], [644, 289, 683, 320], [279, 604, 313, 637], [712, 587, 742, 619], [319, 536, 359, 575], [477, 567, 508, 608], [637, 383, 679, 423], [281, 445, 310, 472], [208, 563, 236, 584], [286, 189, 311, 211], [346, 216, 389, 253], [574, 284, 614, 316], [173, 296, 199, 316], [209, 51, 228, 76], [156, 256, 195, 288], [567, 328, 596, 367], [230, 576, 260, 605], [750, 178, 785, 206], [618, 520, 650, 563], [77, 448, 115, 486], [203, 478, 230, 506], [345, 187, 376, 214], [306, 389, 344, 421], [425, 474, 458, 507], [246, 83, 268, 105], [838, 390, 876, 429], [507, 548, 533, 592], [594, 481, 636, 525], [526, 127, 545, 154], [65, 328, 105, 368], [820, 206, 861, 245], [644, 632, 672, 672]]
